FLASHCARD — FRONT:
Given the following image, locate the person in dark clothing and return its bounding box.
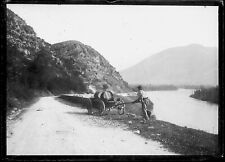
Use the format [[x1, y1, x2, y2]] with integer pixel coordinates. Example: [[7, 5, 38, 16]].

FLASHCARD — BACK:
[[133, 85, 150, 121]]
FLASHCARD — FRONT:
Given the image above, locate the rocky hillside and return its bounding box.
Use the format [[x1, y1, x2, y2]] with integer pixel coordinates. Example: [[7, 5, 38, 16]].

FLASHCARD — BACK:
[[7, 8, 130, 112], [7, 9, 53, 111], [120, 44, 218, 86], [7, 9, 51, 57], [7, 8, 50, 82], [51, 40, 130, 92]]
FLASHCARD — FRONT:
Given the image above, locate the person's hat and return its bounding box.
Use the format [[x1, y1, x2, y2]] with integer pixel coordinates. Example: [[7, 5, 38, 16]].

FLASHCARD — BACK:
[[137, 85, 142, 90]]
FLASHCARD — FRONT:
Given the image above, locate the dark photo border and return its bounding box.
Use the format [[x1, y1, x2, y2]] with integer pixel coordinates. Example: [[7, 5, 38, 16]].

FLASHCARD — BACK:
[[1, 0, 224, 161]]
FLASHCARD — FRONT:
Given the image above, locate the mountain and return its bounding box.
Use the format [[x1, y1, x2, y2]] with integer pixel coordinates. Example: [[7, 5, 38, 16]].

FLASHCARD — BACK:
[[51, 40, 130, 92], [120, 44, 218, 86], [7, 8, 51, 81], [6, 8, 130, 112], [7, 8, 56, 111]]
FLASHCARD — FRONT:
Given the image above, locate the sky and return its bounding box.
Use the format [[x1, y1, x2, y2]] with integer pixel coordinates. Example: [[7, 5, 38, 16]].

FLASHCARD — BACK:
[[7, 4, 218, 71]]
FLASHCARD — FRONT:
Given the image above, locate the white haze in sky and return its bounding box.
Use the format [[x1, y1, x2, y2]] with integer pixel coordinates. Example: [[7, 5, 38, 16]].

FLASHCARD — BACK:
[[7, 4, 218, 71]]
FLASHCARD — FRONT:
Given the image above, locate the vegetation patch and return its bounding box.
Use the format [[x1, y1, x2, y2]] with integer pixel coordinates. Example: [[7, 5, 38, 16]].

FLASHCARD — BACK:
[[129, 84, 178, 91], [190, 86, 218, 104]]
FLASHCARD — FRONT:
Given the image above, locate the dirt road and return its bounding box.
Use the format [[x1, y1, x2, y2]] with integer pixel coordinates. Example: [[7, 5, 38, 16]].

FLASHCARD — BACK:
[[7, 96, 176, 155]]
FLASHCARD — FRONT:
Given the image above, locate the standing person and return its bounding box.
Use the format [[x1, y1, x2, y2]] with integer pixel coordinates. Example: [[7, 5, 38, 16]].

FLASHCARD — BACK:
[[133, 85, 150, 121]]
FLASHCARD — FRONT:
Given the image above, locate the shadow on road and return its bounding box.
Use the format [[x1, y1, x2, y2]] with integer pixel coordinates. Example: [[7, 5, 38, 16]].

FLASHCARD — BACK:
[[55, 97, 84, 109]]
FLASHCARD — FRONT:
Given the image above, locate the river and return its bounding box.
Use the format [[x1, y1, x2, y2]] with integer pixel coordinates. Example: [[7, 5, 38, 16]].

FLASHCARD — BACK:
[[145, 89, 218, 134]]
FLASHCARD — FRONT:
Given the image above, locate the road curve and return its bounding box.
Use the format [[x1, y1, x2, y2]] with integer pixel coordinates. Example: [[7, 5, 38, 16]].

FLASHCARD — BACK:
[[7, 96, 176, 155]]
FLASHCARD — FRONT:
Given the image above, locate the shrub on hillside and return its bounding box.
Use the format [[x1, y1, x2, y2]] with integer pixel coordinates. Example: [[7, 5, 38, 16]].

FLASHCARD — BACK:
[[46, 76, 87, 95], [7, 81, 36, 112]]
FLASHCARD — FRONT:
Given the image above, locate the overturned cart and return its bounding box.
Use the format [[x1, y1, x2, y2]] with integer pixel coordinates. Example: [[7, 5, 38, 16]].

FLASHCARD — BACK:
[[84, 91, 126, 115]]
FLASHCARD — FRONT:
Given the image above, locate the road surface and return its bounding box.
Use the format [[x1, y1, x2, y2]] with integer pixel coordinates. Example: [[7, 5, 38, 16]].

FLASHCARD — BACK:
[[7, 96, 176, 155]]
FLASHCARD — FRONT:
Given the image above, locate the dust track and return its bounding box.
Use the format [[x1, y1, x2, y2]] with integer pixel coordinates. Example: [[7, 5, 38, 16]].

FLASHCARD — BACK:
[[7, 97, 176, 155]]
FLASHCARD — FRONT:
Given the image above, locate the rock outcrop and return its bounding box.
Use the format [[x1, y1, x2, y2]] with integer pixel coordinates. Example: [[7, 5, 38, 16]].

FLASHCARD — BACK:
[[51, 40, 130, 92]]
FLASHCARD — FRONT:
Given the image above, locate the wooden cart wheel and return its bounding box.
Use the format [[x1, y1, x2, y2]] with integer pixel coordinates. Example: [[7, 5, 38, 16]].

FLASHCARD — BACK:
[[96, 99, 105, 115], [117, 99, 125, 115]]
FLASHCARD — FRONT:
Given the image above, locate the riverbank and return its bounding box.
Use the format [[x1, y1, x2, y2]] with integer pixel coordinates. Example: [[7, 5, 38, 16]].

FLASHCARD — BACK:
[[58, 94, 219, 155], [115, 95, 219, 155], [102, 113, 218, 155]]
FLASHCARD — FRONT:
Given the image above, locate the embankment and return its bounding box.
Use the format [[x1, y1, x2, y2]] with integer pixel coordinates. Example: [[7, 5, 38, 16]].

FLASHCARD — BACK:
[[58, 94, 219, 155]]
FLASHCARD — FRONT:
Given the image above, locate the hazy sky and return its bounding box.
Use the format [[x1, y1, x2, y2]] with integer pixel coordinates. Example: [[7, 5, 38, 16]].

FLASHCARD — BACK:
[[7, 4, 218, 71]]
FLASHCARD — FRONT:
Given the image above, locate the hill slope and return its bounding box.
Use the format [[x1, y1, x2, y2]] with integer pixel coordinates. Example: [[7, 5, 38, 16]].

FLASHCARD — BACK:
[[120, 44, 218, 86], [51, 40, 130, 92], [6, 8, 130, 112]]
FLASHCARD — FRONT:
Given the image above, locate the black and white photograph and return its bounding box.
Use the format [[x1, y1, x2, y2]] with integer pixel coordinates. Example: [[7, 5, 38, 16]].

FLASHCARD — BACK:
[[5, 2, 220, 156]]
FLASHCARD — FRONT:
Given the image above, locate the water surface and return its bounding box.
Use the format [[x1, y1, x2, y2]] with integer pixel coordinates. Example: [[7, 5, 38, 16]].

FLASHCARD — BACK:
[[146, 89, 218, 134]]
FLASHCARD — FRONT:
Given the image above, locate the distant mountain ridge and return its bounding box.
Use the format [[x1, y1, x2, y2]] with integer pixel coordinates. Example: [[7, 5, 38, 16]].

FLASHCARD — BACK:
[[120, 44, 218, 86]]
